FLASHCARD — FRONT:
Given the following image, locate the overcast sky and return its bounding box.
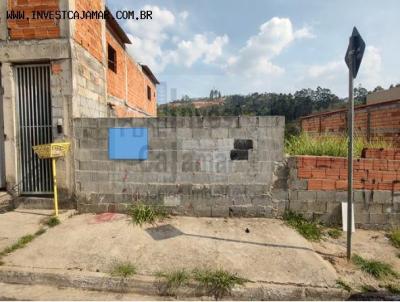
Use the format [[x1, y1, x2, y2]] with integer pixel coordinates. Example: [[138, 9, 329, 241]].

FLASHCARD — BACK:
[[107, 0, 400, 102]]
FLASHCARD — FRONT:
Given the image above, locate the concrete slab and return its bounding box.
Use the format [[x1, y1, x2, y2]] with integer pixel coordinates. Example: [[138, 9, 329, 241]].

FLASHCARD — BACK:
[[0, 209, 75, 251], [2, 215, 337, 288]]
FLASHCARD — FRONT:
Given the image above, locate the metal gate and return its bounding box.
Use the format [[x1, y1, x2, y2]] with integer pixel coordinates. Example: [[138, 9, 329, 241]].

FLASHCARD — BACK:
[[15, 64, 53, 194], [0, 67, 5, 189]]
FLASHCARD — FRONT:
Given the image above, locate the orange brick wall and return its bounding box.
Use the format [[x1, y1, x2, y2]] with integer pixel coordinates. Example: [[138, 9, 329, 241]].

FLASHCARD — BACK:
[[295, 150, 400, 191], [301, 100, 400, 146], [106, 30, 126, 101], [73, 0, 103, 63], [106, 30, 157, 117], [7, 0, 60, 39]]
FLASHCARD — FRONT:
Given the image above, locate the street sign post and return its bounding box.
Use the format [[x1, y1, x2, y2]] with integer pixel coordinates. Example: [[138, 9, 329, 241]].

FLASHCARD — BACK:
[[344, 27, 365, 261]]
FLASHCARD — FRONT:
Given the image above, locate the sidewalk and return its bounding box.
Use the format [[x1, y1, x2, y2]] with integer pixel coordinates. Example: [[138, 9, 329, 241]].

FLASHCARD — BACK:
[[0, 212, 344, 299], [0, 209, 74, 251]]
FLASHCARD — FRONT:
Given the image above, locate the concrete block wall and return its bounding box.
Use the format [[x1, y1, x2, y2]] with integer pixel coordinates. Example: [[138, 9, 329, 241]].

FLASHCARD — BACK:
[[288, 153, 400, 229], [71, 43, 107, 118], [73, 116, 287, 217]]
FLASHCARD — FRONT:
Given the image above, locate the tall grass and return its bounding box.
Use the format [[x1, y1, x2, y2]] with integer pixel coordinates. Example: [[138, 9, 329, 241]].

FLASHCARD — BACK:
[[285, 132, 392, 158]]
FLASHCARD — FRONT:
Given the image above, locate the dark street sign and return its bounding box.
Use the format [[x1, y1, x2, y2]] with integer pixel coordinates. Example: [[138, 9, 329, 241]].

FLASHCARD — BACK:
[[345, 27, 365, 78]]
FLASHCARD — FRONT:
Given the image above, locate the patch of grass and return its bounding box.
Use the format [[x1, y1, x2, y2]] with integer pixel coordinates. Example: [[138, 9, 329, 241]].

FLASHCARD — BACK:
[[128, 203, 168, 227], [385, 283, 400, 294], [352, 254, 398, 279], [45, 216, 60, 227], [156, 269, 191, 296], [336, 279, 352, 292], [285, 132, 393, 157], [1, 234, 35, 256], [110, 261, 137, 278], [34, 228, 46, 236], [193, 268, 249, 300], [283, 210, 322, 241], [388, 229, 400, 249], [327, 228, 342, 239], [360, 284, 377, 292]]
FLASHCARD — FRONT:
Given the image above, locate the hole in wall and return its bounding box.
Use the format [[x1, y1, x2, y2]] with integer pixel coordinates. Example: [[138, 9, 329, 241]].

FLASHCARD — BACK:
[[230, 139, 253, 160]]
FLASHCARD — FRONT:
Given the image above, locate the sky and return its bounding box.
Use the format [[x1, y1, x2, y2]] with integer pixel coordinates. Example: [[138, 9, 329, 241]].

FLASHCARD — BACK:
[[107, 0, 400, 103]]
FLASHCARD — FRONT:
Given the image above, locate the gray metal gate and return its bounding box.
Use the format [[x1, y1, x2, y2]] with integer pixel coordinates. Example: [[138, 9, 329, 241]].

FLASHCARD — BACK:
[[0, 67, 5, 189], [15, 64, 53, 194]]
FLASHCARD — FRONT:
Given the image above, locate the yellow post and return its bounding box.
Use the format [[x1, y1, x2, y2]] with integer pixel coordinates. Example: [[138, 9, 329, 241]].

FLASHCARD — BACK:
[[52, 158, 59, 217]]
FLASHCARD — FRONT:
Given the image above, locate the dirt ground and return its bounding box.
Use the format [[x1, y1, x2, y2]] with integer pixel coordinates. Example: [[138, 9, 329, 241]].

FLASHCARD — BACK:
[[312, 228, 400, 293]]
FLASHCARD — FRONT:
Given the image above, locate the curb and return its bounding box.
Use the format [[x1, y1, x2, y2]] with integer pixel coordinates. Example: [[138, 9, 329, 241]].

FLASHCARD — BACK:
[[0, 266, 349, 300]]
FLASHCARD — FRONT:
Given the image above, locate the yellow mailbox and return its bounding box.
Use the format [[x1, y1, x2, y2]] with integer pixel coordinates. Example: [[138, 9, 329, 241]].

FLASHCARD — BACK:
[[33, 142, 71, 217]]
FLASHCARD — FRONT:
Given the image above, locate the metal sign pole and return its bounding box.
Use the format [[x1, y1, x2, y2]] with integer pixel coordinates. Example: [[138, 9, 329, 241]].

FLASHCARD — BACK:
[[347, 65, 354, 261], [344, 26, 365, 262]]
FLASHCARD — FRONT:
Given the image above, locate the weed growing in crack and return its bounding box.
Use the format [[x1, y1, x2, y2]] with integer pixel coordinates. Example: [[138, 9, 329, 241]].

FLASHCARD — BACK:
[[352, 254, 398, 279], [336, 279, 352, 292], [45, 216, 61, 227], [110, 261, 137, 278], [193, 268, 249, 300], [283, 210, 322, 241], [156, 269, 191, 296], [128, 203, 168, 227], [327, 228, 342, 239], [388, 229, 400, 249]]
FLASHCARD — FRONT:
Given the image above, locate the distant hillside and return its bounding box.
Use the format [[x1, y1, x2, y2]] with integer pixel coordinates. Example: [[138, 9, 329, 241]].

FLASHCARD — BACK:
[[167, 97, 226, 109]]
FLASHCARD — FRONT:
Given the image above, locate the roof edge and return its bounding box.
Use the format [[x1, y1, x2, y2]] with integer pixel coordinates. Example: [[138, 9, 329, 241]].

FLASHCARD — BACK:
[[105, 7, 131, 45], [141, 64, 160, 85]]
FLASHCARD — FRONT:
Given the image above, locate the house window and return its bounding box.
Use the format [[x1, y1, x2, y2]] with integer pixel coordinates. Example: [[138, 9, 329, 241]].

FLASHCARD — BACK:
[[108, 44, 117, 72], [147, 86, 151, 101]]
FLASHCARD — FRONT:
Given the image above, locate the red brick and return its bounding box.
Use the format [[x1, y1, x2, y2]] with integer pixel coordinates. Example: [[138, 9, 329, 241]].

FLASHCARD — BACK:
[[339, 168, 348, 180], [367, 170, 383, 182], [298, 168, 312, 178], [302, 157, 317, 168], [388, 160, 400, 171], [326, 168, 340, 180], [331, 158, 346, 168], [321, 179, 336, 190], [316, 157, 332, 168], [308, 179, 322, 190], [335, 180, 347, 190], [381, 171, 397, 182], [377, 183, 392, 190], [311, 168, 326, 179], [373, 159, 388, 171]]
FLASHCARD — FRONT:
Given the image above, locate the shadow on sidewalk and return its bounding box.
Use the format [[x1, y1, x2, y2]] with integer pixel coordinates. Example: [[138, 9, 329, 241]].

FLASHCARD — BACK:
[[145, 223, 314, 252]]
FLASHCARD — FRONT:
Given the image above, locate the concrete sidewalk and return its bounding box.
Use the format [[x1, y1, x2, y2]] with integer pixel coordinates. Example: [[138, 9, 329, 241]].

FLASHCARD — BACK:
[[0, 209, 74, 251], [1, 214, 337, 288]]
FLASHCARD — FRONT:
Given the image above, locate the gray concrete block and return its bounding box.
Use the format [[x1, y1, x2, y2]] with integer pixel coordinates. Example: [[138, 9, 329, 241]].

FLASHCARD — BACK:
[[289, 179, 308, 190], [335, 191, 348, 202], [373, 190, 392, 204], [369, 213, 388, 225], [298, 190, 317, 201], [316, 191, 336, 202], [211, 206, 229, 217], [307, 200, 327, 213], [271, 189, 288, 200]]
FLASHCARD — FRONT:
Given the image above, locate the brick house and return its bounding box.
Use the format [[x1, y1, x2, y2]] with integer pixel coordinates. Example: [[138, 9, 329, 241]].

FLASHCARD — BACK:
[[0, 0, 159, 199]]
